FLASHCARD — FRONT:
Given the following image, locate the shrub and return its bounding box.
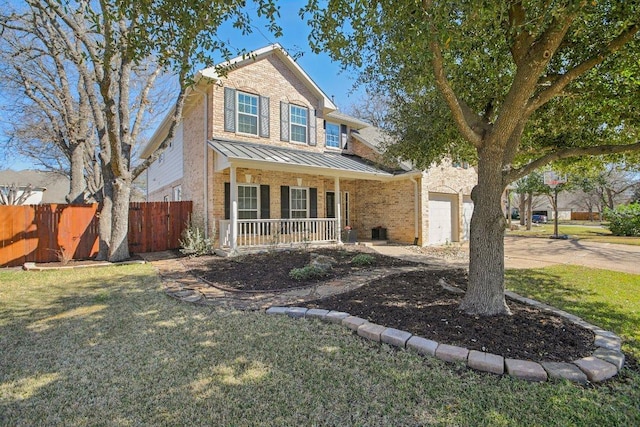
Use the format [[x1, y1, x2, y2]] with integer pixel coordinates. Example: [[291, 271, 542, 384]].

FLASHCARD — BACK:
[[350, 253, 375, 267], [179, 219, 214, 256], [604, 203, 640, 236], [289, 265, 328, 281]]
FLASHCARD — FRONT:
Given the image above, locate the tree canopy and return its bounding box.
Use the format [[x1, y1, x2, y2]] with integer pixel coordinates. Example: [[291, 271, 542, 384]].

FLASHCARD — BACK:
[[304, 0, 639, 315]]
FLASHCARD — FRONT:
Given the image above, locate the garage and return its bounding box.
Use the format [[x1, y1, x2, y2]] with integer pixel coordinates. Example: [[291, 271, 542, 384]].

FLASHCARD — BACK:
[[428, 193, 457, 245], [462, 196, 473, 241]]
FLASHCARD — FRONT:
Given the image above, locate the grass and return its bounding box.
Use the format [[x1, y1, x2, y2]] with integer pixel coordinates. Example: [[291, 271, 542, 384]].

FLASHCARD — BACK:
[[1, 265, 639, 426], [506, 223, 640, 245], [506, 265, 640, 360]]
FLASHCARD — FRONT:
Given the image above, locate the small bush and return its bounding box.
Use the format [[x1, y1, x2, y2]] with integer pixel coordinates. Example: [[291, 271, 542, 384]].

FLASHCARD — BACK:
[[605, 203, 640, 236], [350, 253, 375, 267], [179, 219, 214, 256], [289, 265, 328, 281]]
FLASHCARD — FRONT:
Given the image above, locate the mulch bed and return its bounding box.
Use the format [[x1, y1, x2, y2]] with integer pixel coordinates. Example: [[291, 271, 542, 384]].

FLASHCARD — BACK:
[[183, 247, 415, 291], [306, 269, 595, 361], [184, 247, 596, 362]]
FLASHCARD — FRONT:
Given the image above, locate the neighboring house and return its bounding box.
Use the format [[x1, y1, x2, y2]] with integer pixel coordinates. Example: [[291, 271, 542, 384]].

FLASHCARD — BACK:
[[141, 44, 477, 252], [0, 170, 70, 205]]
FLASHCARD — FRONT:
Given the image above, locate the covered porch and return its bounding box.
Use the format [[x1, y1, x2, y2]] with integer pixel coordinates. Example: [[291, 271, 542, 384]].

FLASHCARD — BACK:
[[209, 139, 419, 253]]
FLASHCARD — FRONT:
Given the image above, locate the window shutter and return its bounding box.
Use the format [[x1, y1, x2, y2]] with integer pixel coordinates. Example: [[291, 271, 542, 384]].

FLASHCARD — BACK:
[[224, 182, 230, 220], [341, 124, 348, 149], [280, 101, 289, 142], [224, 88, 236, 132], [259, 96, 270, 138], [280, 186, 290, 218], [308, 109, 316, 146], [309, 188, 318, 218], [260, 185, 270, 219]]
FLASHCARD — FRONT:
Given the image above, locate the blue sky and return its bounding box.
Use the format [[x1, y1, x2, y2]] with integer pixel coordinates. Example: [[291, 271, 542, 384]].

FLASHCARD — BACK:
[[1, 2, 364, 170]]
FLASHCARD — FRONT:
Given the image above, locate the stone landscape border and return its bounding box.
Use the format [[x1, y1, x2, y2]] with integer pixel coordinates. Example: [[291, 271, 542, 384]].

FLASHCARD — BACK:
[[265, 298, 625, 384]]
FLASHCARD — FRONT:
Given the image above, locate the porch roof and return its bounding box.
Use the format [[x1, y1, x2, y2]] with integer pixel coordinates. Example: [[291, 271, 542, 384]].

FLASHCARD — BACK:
[[209, 139, 417, 180]]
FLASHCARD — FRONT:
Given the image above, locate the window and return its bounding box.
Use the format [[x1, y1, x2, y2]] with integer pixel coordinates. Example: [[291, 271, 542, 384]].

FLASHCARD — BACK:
[[290, 105, 307, 143], [290, 188, 308, 218], [237, 92, 258, 135], [325, 122, 340, 148], [172, 185, 182, 201], [238, 185, 258, 219]]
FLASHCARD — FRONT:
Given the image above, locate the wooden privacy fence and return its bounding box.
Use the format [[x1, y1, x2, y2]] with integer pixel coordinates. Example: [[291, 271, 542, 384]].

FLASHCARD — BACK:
[[0, 201, 192, 267], [571, 211, 602, 221]]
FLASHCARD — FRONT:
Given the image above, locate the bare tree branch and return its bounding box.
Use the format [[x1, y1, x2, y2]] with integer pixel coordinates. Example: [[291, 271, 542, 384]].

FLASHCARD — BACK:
[[507, 142, 640, 183]]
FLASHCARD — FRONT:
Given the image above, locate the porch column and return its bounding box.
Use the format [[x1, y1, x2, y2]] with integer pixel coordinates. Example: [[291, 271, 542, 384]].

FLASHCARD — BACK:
[[230, 165, 238, 252], [335, 176, 342, 244]]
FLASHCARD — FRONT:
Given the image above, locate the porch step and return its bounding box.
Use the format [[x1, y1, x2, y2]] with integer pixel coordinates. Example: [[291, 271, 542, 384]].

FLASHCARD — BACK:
[[357, 240, 389, 247]]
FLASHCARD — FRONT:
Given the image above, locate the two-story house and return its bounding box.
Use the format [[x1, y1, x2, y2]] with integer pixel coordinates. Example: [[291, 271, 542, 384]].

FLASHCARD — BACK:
[[140, 44, 477, 253]]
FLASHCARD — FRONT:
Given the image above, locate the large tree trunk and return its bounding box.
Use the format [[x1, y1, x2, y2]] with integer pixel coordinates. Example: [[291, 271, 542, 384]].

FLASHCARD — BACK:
[[108, 176, 131, 262], [460, 147, 510, 316], [66, 142, 87, 204], [526, 193, 533, 231], [96, 166, 113, 261]]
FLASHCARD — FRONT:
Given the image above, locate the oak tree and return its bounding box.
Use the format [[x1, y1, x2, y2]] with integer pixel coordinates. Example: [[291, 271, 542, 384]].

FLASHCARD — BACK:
[[305, 0, 640, 315]]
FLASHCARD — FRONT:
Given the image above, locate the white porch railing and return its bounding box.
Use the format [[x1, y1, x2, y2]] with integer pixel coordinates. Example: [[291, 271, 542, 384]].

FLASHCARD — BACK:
[[219, 218, 339, 249]]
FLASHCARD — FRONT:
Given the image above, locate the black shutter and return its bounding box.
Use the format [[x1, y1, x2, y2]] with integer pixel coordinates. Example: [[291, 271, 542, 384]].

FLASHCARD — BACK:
[[260, 185, 270, 219], [308, 109, 316, 146], [280, 186, 290, 218], [309, 188, 318, 218], [341, 124, 348, 149], [224, 88, 236, 132], [259, 96, 270, 138], [280, 102, 289, 141], [224, 182, 230, 220]]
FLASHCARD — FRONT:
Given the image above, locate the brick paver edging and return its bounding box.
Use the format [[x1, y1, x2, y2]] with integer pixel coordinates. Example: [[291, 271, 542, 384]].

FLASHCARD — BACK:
[[152, 256, 624, 383], [265, 303, 624, 384]]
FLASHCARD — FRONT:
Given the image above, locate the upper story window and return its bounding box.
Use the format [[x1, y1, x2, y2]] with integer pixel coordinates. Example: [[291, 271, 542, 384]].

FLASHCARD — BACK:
[[224, 87, 269, 137], [325, 122, 340, 148], [237, 92, 259, 135], [290, 105, 307, 144]]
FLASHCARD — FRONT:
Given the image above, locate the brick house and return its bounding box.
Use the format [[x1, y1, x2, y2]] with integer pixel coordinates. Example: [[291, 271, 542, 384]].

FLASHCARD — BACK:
[[140, 44, 477, 252]]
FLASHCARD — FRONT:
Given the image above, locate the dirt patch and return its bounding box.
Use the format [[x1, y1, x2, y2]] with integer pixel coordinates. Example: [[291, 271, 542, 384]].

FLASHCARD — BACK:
[[184, 247, 595, 362]]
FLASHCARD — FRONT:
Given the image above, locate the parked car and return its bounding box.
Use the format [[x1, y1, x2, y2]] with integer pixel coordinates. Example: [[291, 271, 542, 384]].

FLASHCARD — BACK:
[[531, 214, 548, 224]]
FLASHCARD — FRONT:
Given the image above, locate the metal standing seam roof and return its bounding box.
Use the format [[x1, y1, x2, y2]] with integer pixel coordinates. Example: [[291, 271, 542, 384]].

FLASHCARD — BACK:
[[208, 139, 402, 177]]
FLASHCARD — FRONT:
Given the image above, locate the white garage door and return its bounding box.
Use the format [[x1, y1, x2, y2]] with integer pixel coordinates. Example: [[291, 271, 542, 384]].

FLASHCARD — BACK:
[[462, 197, 473, 241], [428, 194, 454, 245]]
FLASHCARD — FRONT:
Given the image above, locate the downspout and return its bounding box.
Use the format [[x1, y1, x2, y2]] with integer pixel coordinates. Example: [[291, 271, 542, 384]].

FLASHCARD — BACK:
[[410, 176, 419, 245]]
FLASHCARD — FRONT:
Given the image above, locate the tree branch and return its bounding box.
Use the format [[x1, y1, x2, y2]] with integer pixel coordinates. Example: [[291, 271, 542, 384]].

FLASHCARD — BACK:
[[506, 142, 640, 183], [428, 38, 484, 147], [527, 23, 639, 114]]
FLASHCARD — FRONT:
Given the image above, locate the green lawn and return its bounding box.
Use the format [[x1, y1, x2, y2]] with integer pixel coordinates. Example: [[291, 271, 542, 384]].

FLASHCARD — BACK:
[[506, 223, 640, 245], [1, 265, 639, 426]]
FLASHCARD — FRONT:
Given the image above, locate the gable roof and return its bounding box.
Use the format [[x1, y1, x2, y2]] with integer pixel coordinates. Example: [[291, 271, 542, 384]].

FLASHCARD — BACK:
[[209, 139, 418, 180], [0, 170, 70, 203], [351, 126, 414, 172], [198, 44, 337, 113], [140, 44, 338, 160]]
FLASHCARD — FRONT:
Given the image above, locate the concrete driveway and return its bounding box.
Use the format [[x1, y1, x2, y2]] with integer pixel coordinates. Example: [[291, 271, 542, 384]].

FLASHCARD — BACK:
[[371, 237, 640, 274], [504, 236, 640, 274]]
